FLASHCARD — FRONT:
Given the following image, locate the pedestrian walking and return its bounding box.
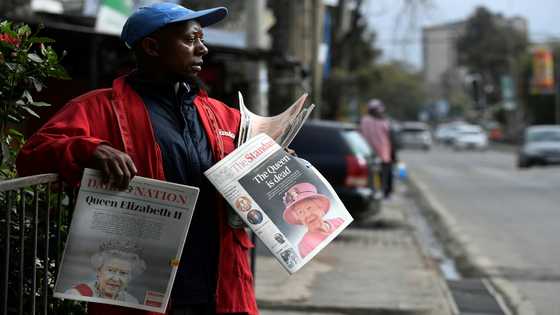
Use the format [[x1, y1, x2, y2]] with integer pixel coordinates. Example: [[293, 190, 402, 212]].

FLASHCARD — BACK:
[[16, 2, 257, 315], [359, 99, 395, 199]]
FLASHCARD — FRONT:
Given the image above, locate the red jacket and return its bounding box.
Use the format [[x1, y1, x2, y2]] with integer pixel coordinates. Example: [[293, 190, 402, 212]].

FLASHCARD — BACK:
[[16, 76, 258, 315]]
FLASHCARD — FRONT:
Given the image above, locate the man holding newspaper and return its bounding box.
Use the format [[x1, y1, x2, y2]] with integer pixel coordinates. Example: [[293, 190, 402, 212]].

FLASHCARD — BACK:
[[17, 3, 257, 315]]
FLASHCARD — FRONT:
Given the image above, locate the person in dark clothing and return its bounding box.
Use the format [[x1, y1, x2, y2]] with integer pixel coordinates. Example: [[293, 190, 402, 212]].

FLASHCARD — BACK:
[[386, 120, 401, 197], [17, 3, 257, 315]]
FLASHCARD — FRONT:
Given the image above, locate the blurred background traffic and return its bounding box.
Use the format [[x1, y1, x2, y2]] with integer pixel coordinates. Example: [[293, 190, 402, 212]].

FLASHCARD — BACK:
[[2, 0, 559, 163]]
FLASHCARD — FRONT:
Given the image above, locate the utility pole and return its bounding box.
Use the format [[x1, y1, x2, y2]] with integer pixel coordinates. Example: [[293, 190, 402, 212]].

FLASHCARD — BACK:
[[504, 25, 518, 142], [310, 0, 324, 118], [246, 0, 268, 115], [555, 51, 560, 124], [268, 0, 298, 115]]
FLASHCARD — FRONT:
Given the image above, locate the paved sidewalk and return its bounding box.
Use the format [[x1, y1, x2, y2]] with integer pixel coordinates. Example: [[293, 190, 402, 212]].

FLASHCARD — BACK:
[[254, 186, 457, 315]]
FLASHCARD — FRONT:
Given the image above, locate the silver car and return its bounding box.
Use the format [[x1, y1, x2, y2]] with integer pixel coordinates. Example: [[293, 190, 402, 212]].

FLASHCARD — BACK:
[[518, 125, 560, 168], [399, 121, 432, 150]]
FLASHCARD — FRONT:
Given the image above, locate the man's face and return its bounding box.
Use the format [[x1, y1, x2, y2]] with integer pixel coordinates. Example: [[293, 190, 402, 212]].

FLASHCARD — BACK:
[[292, 199, 325, 232], [97, 258, 132, 298], [152, 20, 208, 81]]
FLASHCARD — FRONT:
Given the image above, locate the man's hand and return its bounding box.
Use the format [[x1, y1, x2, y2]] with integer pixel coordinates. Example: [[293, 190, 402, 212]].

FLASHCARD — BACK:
[[285, 147, 297, 157], [90, 144, 137, 189]]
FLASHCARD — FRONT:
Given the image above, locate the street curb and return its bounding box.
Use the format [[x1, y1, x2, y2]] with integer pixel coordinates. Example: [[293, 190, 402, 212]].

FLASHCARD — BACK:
[[489, 142, 518, 153], [405, 172, 537, 315], [257, 301, 434, 315]]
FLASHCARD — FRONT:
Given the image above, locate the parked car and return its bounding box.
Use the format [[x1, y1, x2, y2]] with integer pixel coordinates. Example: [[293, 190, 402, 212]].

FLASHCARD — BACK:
[[517, 125, 560, 168], [290, 120, 383, 220], [452, 124, 488, 150], [434, 121, 468, 145], [434, 124, 453, 144], [399, 121, 432, 150]]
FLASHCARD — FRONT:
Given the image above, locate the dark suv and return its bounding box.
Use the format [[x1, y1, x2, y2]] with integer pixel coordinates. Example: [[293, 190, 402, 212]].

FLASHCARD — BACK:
[[290, 120, 382, 220]]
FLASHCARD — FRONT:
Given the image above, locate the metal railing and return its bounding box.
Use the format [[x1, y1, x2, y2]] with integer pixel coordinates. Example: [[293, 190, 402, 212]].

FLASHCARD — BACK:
[[0, 173, 259, 314], [0, 174, 84, 315]]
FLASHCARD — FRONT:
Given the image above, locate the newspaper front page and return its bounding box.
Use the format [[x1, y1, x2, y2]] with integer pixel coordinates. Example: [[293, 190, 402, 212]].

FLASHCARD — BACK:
[[205, 134, 353, 273], [53, 168, 199, 312], [237, 92, 315, 148]]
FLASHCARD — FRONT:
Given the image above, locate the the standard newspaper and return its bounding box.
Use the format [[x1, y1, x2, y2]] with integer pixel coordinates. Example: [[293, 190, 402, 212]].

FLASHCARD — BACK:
[[205, 134, 353, 273], [237, 92, 315, 148], [53, 168, 199, 312]]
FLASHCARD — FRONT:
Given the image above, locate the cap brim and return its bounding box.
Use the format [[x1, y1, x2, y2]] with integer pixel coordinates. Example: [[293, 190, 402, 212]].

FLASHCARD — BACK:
[[169, 7, 228, 27]]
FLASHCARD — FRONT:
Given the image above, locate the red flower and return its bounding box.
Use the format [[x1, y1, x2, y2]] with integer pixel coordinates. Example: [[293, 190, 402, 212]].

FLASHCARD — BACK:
[[0, 33, 20, 47]]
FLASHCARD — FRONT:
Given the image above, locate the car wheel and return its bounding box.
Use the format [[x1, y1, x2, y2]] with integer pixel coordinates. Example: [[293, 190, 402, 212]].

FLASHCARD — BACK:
[[517, 158, 531, 169]]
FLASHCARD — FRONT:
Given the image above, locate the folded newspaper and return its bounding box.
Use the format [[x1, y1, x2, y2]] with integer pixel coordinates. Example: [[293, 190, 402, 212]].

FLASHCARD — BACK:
[[53, 169, 199, 312], [237, 92, 315, 147], [205, 133, 353, 273]]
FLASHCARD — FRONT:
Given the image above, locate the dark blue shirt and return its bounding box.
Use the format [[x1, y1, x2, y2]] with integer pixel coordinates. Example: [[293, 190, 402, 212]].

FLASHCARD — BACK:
[[128, 75, 219, 305]]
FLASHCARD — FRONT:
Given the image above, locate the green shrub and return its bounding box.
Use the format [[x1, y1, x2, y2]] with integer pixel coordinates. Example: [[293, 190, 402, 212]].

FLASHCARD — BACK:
[[0, 20, 69, 178]]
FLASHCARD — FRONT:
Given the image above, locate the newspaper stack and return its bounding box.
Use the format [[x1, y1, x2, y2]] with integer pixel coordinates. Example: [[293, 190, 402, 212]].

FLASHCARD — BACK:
[[237, 92, 315, 148]]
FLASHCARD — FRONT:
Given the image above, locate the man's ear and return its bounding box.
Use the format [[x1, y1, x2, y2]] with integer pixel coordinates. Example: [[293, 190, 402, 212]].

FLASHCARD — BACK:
[[140, 37, 160, 57]]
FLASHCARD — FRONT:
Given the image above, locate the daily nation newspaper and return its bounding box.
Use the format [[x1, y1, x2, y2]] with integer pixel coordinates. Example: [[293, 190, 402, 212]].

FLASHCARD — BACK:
[[237, 92, 315, 148], [53, 168, 199, 312], [205, 134, 353, 273]]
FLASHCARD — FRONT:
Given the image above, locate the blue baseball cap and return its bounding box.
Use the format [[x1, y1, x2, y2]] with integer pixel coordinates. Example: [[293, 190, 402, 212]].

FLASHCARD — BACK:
[[121, 2, 228, 49]]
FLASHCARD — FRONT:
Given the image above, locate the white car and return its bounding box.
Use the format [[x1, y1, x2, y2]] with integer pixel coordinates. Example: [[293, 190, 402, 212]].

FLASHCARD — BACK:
[[452, 125, 488, 150], [435, 121, 468, 145]]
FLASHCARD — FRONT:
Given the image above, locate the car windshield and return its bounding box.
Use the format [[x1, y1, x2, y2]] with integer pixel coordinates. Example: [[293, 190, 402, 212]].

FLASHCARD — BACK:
[[457, 126, 482, 134], [342, 130, 374, 157], [527, 129, 560, 142]]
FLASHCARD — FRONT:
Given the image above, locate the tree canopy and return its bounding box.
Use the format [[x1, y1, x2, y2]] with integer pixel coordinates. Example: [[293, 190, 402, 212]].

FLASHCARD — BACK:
[[323, 0, 432, 121], [322, 0, 381, 120], [359, 62, 427, 120], [456, 6, 528, 104]]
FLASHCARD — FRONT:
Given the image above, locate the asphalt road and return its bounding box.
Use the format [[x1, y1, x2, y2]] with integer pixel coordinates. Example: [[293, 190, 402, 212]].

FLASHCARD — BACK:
[[401, 145, 560, 315]]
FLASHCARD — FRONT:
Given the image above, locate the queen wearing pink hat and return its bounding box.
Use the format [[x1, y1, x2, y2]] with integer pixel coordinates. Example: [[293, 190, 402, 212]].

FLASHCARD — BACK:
[[283, 183, 344, 258]]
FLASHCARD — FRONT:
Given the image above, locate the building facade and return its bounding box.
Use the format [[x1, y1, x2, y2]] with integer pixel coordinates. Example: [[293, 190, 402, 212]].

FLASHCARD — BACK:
[[422, 21, 466, 99], [422, 16, 528, 101]]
